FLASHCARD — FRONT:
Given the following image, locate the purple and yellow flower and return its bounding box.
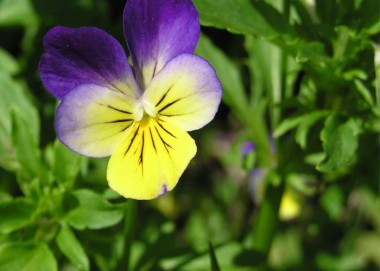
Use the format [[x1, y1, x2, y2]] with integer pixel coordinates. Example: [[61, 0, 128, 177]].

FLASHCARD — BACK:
[[39, 0, 222, 200]]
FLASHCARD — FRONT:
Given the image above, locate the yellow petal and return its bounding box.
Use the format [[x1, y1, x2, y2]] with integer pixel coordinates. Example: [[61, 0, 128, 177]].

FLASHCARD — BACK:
[[107, 117, 196, 200]]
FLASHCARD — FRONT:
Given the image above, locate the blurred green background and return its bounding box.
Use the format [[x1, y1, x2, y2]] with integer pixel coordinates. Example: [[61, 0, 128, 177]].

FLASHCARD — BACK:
[[0, 0, 379, 270]]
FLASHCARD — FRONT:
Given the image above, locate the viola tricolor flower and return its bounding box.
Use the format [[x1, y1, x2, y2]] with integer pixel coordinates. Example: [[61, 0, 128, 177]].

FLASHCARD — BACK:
[[39, 0, 222, 200]]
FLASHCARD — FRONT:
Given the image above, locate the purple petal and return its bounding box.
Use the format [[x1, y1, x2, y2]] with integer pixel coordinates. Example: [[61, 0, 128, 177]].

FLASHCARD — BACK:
[[241, 141, 256, 156], [39, 26, 139, 100], [123, 0, 200, 88]]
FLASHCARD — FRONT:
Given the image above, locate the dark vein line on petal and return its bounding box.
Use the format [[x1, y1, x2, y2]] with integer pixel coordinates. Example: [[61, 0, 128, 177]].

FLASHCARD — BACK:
[[149, 127, 157, 154], [154, 126, 172, 155], [156, 120, 176, 138], [155, 86, 173, 107], [139, 131, 145, 173], [121, 123, 133, 132], [152, 60, 158, 77], [106, 118, 133, 123], [97, 103, 132, 115], [125, 127, 139, 156], [160, 109, 200, 117], [158, 98, 182, 113]]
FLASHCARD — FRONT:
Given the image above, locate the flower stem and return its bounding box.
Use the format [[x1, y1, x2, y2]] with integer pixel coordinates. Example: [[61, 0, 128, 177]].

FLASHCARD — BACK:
[[251, 181, 284, 270], [117, 199, 137, 270]]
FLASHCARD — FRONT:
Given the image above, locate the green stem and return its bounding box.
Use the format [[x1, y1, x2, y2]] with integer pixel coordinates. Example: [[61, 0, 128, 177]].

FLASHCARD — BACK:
[[251, 182, 284, 270], [250, 1, 289, 269], [117, 200, 137, 270]]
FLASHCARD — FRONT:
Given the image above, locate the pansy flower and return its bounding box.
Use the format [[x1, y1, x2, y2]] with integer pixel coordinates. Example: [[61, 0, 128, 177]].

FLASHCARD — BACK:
[[39, 0, 222, 200]]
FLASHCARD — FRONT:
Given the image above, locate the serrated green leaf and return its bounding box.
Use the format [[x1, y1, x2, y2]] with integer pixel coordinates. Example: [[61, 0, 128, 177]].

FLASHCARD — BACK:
[[56, 224, 89, 271], [0, 198, 36, 234], [0, 243, 57, 271], [65, 189, 124, 230], [317, 115, 361, 173], [208, 242, 221, 271], [196, 34, 248, 115], [193, 0, 295, 42], [274, 111, 328, 138]]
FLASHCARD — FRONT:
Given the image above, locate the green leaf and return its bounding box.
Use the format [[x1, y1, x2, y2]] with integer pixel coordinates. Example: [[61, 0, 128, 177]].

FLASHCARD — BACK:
[[0, 73, 39, 171], [357, 0, 380, 35], [208, 242, 221, 271], [320, 185, 344, 220], [195, 34, 248, 115], [0, 198, 36, 234], [11, 109, 47, 181], [51, 140, 81, 185], [0, 0, 37, 27], [0, 48, 19, 75], [295, 111, 329, 149], [56, 224, 89, 271], [0, 243, 57, 271], [296, 42, 328, 64], [291, 0, 319, 40], [317, 115, 361, 174], [32, 0, 108, 27], [177, 243, 253, 271], [193, 0, 295, 42], [274, 111, 328, 138], [354, 79, 375, 106], [65, 189, 124, 230]]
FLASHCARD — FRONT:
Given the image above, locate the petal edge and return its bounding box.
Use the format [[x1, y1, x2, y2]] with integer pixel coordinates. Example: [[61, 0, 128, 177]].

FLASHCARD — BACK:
[[123, 0, 200, 88], [39, 26, 139, 99]]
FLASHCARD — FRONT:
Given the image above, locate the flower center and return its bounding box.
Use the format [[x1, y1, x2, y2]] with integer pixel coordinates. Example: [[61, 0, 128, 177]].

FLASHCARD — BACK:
[[139, 112, 151, 127], [134, 99, 156, 122]]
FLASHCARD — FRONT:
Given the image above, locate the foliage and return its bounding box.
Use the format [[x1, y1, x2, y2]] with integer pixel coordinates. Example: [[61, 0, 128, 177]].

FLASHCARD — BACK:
[[0, 0, 379, 270]]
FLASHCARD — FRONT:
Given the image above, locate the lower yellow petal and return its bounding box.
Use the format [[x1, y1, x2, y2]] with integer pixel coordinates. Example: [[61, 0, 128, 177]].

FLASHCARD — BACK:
[[107, 118, 197, 200]]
